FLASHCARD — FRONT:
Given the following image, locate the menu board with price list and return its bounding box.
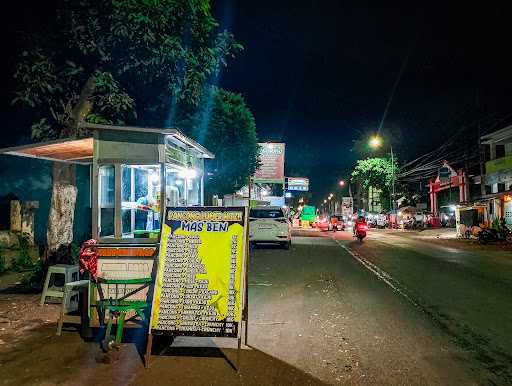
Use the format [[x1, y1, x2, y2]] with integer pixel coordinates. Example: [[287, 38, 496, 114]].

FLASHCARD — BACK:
[[150, 207, 247, 338]]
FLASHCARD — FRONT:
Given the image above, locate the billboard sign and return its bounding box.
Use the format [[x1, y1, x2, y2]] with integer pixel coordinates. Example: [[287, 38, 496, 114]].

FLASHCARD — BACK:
[[341, 197, 353, 217], [287, 177, 309, 191], [253, 143, 285, 183], [151, 207, 248, 337]]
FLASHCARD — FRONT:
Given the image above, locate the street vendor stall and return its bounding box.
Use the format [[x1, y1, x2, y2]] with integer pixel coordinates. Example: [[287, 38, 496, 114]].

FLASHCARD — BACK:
[[1, 123, 214, 329], [455, 202, 488, 238], [2, 125, 250, 366]]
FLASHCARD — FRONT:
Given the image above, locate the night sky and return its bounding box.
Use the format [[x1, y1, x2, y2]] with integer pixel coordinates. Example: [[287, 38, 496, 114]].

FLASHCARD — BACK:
[[2, 2, 512, 203]]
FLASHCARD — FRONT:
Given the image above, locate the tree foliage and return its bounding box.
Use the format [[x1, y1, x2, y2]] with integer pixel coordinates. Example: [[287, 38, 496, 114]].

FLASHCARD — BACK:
[[13, 0, 242, 140], [351, 157, 398, 192], [178, 87, 259, 196], [352, 157, 400, 210]]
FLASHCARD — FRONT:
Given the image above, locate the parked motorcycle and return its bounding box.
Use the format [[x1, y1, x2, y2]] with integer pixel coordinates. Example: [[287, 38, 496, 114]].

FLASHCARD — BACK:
[[478, 227, 512, 244], [402, 217, 415, 229], [478, 228, 498, 244]]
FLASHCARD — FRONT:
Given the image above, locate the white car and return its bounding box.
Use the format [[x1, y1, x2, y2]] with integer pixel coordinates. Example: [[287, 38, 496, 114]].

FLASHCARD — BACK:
[[249, 206, 291, 249]]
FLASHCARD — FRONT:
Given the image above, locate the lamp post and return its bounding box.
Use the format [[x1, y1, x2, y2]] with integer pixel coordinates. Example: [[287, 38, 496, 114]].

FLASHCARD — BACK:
[[369, 135, 395, 211], [338, 179, 351, 214]]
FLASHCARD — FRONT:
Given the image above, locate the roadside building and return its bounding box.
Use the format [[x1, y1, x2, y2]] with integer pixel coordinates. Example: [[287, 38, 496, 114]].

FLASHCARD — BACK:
[[479, 125, 512, 226]]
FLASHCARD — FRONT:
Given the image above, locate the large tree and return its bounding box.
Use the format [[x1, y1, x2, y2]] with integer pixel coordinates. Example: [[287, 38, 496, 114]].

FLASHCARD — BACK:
[[178, 87, 259, 198], [13, 0, 241, 260], [351, 157, 399, 210]]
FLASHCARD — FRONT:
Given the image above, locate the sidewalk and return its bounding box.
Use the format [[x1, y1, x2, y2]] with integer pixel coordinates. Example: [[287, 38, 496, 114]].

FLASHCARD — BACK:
[[412, 227, 457, 239], [370, 227, 456, 239], [371, 227, 512, 252]]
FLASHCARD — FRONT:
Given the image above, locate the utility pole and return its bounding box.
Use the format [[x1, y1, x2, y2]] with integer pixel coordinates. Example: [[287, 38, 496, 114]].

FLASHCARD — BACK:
[[391, 144, 396, 210]]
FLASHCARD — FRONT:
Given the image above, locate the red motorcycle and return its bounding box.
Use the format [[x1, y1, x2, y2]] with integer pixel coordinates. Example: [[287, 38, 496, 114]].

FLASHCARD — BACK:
[[355, 222, 368, 242]]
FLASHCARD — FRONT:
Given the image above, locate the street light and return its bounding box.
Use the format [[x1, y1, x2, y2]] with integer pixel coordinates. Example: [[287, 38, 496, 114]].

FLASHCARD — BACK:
[[369, 134, 396, 211], [369, 135, 382, 149], [339, 180, 345, 187]]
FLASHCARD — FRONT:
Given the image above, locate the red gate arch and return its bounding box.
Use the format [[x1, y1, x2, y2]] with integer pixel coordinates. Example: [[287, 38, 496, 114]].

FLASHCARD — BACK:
[[429, 162, 467, 216]]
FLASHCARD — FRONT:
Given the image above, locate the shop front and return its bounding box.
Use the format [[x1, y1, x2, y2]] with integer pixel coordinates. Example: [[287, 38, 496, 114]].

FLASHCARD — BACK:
[[478, 192, 512, 227], [455, 203, 487, 237]]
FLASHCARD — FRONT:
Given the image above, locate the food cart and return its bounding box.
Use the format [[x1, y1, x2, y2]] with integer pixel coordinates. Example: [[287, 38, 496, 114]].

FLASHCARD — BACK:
[[1, 123, 214, 327]]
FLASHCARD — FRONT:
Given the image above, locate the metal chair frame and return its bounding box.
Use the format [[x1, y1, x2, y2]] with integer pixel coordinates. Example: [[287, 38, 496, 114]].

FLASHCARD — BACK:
[[95, 277, 153, 351]]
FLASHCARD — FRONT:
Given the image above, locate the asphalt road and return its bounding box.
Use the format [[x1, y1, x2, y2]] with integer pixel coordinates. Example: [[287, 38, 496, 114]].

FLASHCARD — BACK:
[[331, 228, 512, 385], [247, 233, 484, 385], [0, 230, 501, 385]]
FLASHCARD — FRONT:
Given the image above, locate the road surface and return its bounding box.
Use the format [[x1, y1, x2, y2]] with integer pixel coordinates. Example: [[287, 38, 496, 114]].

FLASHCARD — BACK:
[[331, 228, 512, 385], [0, 230, 498, 385], [247, 233, 484, 385]]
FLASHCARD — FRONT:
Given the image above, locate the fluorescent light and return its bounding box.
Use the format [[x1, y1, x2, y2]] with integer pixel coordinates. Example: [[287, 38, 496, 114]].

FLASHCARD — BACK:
[[178, 168, 197, 179]]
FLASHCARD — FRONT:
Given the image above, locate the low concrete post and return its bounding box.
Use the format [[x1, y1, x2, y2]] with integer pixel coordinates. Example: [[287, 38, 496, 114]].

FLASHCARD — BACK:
[[10, 200, 22, 233], [21, 201, 39, 244], [9, 200, 39, 244]]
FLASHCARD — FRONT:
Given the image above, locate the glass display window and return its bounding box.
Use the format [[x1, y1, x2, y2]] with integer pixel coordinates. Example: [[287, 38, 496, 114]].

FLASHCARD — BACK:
[[98, 165, 115, 238], [165, 166, 201, 207], [121, 164, 161, 239], [187, 174, 201, 206], [166, 167, 186, 207]]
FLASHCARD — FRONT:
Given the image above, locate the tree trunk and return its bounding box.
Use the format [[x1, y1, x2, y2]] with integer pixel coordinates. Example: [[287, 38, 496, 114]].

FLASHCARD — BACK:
[[45, 75, 96, 265], [46, 163, 77, 264]]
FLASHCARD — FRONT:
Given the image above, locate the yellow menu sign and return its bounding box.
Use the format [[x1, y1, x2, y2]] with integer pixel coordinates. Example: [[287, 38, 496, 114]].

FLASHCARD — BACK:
[[150, 207, 247, 337]]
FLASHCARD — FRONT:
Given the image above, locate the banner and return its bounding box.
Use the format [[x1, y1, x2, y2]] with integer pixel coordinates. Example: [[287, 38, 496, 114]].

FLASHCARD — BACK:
[[253, 142, 285, 183], [151, 207, 247, 337], [287, 177, 309, 191], [341, 197, 353, 217]]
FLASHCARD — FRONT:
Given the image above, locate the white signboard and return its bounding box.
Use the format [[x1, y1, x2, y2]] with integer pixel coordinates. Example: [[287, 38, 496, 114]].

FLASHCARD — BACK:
[[287, 177, 309, 191], [341, 197, 353, 217]]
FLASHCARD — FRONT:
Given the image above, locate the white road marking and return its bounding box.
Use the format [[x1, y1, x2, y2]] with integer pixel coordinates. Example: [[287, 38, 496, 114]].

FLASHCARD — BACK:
[[334, 239, 422, 310]]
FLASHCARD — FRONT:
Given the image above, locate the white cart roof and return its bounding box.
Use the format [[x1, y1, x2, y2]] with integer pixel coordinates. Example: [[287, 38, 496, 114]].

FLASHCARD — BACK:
[[0, 137, 94, 164], [0, 124, 214, 164]]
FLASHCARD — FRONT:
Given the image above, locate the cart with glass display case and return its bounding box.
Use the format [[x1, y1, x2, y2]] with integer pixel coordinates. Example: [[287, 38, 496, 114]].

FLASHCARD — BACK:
[[92, 124, 213, 242], [0, 123, 214, 332], [87, 126, 208, 320], [88, 124, 214, 334]]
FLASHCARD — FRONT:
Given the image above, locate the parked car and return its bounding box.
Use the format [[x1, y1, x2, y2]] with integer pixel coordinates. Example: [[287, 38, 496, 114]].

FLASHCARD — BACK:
[[328, 215, 345, 231], [412, 211, 427, 229], [249, 206, 291, 249], [315, 216, 330, 231], [376, 213, 388, 228], [366, 213, 378, 228]]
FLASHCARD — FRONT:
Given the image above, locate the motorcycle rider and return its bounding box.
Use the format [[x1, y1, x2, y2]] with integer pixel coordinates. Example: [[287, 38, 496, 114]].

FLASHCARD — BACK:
[[353, 215, 367, 236]]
